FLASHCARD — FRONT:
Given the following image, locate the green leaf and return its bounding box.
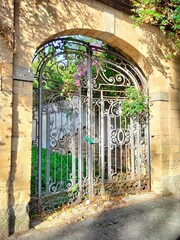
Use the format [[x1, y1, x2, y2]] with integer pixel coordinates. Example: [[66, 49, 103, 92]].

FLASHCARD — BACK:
[[166, 53, 173, 60]]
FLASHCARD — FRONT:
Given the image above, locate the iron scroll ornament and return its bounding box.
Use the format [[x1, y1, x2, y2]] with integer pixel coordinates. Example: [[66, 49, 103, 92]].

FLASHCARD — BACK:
[[33, 37, 148, 95]]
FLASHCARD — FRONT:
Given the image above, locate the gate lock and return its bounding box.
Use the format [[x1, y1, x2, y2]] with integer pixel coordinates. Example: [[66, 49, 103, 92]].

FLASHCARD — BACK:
[[85, 135, 95, 144]]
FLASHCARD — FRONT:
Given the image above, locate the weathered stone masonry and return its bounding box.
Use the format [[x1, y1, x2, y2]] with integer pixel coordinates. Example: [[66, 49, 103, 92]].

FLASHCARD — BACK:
[[0, 0, 179, 238]]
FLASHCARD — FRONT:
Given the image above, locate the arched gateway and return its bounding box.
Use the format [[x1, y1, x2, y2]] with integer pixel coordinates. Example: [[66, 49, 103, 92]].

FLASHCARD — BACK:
[[31, 37, 150, 211]]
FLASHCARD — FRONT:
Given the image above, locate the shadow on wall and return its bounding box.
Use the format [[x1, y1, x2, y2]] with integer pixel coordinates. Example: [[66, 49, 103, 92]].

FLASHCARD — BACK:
[[8, 106, 18, 235], [0, 0, 14, 48], [15, 0, 97, 65], [138, 25, 175, 79], [0, 87, 15, 235]]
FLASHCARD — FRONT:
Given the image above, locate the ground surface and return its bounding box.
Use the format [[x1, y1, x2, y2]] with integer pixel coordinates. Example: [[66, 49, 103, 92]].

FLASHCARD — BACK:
[[9, 193, 180, 240]]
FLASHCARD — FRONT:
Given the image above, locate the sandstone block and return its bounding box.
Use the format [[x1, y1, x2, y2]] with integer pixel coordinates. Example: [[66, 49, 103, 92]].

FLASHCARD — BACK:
[[0, 208, 9, 239], [1, 76, 13, 92]]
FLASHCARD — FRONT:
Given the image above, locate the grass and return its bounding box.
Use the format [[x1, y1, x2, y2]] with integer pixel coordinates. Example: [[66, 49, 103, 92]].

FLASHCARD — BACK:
[[31, 146, 79, 196]]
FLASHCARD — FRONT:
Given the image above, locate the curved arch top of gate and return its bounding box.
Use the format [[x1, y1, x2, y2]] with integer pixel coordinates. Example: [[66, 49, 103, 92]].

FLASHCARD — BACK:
[[32, 36, 148, 97]]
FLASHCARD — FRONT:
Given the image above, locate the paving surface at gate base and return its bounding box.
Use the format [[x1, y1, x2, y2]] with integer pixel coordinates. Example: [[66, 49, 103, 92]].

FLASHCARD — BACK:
[[9, 193, 180, 240]]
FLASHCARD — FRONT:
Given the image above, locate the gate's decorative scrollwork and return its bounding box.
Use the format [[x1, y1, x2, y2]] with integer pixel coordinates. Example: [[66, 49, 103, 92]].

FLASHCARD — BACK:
[[110, 128, 126, 145]]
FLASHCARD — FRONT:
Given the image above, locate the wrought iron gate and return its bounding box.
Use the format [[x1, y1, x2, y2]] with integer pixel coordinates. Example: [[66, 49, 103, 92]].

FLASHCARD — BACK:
[[31, 37, 150, 211]]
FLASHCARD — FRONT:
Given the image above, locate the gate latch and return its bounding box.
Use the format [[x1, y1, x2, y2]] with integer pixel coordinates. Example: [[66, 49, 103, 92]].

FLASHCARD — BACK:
[[85, 135, 95, 144]]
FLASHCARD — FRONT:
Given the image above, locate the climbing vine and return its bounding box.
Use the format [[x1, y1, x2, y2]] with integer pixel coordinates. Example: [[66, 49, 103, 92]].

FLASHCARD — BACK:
[[131, 0, 180, 57], [121, 87, 149, 117]]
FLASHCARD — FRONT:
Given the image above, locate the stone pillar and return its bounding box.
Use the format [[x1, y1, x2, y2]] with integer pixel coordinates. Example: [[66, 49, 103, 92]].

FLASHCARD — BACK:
[[0, 0, 14, 236], [150, 100, 169, 193], [149, 60, 180, 198], [9, 66, 33, 234], [161, 57, 180, 197], [149, 71, 170, 195], [0, 36, 13, 238]]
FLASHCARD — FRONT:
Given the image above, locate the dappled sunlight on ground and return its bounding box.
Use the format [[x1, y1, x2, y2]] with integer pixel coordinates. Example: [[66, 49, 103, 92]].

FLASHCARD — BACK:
[[9, 193, 180, 240], [31, 194, 129, 229]]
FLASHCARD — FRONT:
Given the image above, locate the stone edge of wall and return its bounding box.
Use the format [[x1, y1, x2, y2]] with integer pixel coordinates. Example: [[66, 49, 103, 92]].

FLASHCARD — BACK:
[[13, 66, 34, 82]]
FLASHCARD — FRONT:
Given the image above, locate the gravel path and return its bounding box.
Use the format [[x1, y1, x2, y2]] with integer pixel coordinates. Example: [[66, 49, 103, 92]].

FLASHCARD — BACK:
[[9, 194, 180, 240]]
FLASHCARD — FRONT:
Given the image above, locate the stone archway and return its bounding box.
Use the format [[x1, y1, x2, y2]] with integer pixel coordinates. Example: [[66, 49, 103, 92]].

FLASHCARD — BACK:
[[0, 0, 180, 237]]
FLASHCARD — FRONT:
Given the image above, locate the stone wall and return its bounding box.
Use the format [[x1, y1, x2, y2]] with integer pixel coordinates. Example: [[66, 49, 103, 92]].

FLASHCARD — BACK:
[[162, 57, 180, 197], [10, 80, 33, 234], [0, 0, 179, 237], [0, 0, 14, 235], [0, 35, 13, 239]]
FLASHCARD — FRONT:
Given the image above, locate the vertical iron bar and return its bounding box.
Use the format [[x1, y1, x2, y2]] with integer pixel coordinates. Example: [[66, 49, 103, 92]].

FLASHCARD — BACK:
[[93, 104, 95, 178], [46, 107, 50, 194], [119, 109, 122, 173], [38, 80, 42, 209], [100, 91, 105, 194], [125, 143, 127, 173], [136, 115, 141, 190], [85, 103, 88, 177], [78, 92, 83, 201], [115, 117, 117, 173], [72, 99, 76, 186], [146, 112, 151, 190], [87, 45, 93, 200], [130, 118, 135, 178], [98, 103, 101, 177], [107, 115, 112, 179], [66, 111, 69, 181], [66, 152, 68, 181], [120, 144, 122, 173]]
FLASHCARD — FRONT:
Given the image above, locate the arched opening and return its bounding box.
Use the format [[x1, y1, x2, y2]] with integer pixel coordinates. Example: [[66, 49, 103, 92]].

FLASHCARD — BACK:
[[31, 36, 150, 213]]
